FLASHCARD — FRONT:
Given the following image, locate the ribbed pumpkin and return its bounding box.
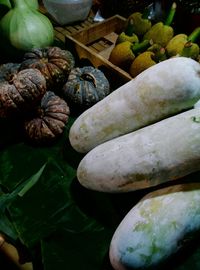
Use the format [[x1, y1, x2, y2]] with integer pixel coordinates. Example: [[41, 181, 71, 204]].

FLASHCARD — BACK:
[[0, 67, 46, 118], [24, 91, 70, 144], [20, 46, 75, 90], [62, 66, 110, 108]]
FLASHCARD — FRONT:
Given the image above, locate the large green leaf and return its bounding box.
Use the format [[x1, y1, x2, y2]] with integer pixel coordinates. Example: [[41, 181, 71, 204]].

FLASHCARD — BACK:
[[0, 143, 49, 191], [0, 118, 78, 192], [6, 153, 76, 247], [1, 101, 200, 270], [0, 211, 18, 240]]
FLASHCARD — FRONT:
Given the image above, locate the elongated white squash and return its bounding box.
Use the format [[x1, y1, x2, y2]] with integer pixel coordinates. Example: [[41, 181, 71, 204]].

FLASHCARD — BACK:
[[77, 107, 200, 192], [69, 57, 200, 153], [109, 183, 200, 270]]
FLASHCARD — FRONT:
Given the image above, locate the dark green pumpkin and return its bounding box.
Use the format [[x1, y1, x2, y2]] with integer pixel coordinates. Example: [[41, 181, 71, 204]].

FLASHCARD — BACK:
[[62, 66, 110, 108]]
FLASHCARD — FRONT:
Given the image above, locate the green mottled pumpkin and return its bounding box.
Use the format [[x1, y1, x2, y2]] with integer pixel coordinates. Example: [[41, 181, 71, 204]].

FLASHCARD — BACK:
[[20, 47, 75, 91], [24, 91, 70, 144], [62, 66, 110, 108]]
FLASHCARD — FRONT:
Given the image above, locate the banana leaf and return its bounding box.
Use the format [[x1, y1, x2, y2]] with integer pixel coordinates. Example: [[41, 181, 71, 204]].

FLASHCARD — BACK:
[[1, 99, 200, 270], [0, 117, 119, 269]]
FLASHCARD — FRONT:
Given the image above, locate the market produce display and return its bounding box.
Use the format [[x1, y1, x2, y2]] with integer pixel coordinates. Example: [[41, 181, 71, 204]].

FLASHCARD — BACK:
[[0, 0, 200, 270], [0, 45, 112, 269], [77, 107, 200, 192], [109, 2, 200, 77], [69, 57, 200, 153], [0, 44, 111, 146], [72, 56, 200, 268]]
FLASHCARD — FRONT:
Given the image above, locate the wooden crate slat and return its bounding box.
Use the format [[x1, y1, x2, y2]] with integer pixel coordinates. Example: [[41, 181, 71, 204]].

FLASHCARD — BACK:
[[54, 30, 66, 43], [39, 4, 132, 85], [64, 17, 132, 85], [55, 27, 73, 36], [72, 15, 126, 45], [89, 42, 106, 53]]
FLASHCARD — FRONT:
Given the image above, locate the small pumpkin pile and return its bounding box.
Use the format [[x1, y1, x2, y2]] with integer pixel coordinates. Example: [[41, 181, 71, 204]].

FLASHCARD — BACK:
[[0, 46, 74, 145], [0, 46, 111, 145]]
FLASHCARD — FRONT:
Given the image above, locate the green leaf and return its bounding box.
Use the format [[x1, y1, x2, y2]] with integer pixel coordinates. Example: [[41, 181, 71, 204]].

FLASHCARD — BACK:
[[0, 143, 50, 191], [7, 160, 76, 247], [0, 123, 78, 192], [0, 211, 18, 240], [18, 163, 47, 197]]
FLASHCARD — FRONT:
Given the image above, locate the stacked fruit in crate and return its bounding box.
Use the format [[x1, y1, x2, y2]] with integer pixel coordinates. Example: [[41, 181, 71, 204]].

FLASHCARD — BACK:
[[109, 2, 200, 78]]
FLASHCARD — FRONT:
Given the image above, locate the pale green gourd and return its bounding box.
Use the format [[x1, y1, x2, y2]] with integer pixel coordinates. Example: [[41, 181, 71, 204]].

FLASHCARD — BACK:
[[0, 0, 38, 9], [0, 0, 38, 19], [24, 0, 38, 10], [0, 0, 54, 57]]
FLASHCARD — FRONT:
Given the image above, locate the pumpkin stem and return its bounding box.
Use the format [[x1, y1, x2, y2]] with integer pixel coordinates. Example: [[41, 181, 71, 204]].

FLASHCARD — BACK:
[[8, 74, 16, 84], [80, 73, 97, 88]]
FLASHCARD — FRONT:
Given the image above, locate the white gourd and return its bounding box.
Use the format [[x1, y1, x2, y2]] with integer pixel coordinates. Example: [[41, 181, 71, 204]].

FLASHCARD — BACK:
[[69, 57, 200, 153], [109, 183, 200, 269], [77, 107, 200, 192]]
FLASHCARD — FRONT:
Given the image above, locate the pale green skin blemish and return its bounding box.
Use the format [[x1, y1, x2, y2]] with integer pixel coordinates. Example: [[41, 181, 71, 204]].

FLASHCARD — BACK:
[[109, 184, 200, 269], [191, 116, 200, 123]]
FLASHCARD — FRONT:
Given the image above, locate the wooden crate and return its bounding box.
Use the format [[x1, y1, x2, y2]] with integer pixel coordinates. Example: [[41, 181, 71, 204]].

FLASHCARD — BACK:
[[54, 15, 132, 86]]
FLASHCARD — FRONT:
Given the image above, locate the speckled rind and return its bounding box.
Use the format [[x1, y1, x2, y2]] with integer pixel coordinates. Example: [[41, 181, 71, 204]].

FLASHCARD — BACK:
[[62, 66, 110, 108], [109, 183, 200, 269], [77, 107, 200, 192], [69, 57, 200, 153]]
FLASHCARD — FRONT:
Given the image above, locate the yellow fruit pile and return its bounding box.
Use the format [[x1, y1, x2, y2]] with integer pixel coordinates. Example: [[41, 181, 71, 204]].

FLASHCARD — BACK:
[[109, 3, 200, 78]]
